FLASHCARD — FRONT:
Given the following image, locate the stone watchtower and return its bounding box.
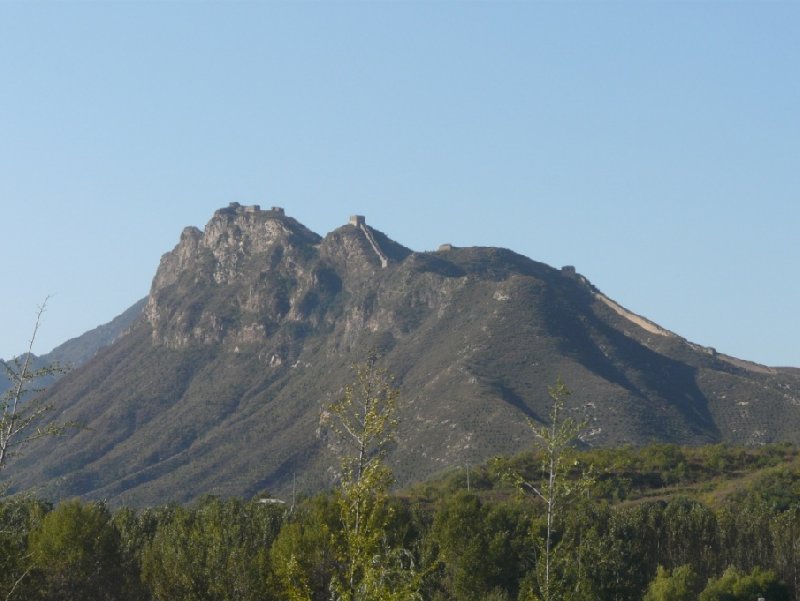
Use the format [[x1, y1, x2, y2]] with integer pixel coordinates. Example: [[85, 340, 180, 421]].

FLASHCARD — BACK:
[[349, 215, 366, 226]]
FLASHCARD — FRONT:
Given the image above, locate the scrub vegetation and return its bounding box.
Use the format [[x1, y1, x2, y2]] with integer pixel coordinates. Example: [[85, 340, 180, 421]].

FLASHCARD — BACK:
[[4, 420, 800, 599], [3, 442, 800, 601]]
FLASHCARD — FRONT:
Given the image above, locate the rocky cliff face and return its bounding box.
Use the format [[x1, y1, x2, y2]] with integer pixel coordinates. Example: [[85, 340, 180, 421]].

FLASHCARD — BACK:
[[8, 204, 800, 506], [144, 203, 420, 361], [146, 204, 324, 349]]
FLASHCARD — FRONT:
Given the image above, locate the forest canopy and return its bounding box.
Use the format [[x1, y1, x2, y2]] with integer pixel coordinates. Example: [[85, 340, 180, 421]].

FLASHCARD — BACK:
[[1, 442, 799, 601]]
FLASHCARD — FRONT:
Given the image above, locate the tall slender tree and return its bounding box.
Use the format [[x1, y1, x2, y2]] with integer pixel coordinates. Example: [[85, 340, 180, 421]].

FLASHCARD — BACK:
[[325, 357, 420, 601], [0, 298, 69, 476], [503, 377, 590, 601]]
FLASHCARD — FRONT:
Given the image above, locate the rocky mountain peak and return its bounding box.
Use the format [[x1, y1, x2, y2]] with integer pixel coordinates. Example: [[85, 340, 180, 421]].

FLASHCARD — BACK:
[[203, 203, 321, 265], [145, 204, 325, 348], [319, 216, 412, 282], [142, 205, 415, 352]]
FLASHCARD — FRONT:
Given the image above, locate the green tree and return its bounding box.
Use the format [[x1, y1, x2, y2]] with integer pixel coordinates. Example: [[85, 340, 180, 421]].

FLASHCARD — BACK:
[[555, 500, 617, 601], [718, 497, 774, 575], [0, 497, 50, 600], [427, 493, 528, 601], [662, 497, 718, 581], [271, 495, 339, 601], [141, 496, 283, 601], [430, 492, 492, 600], [503, 377, 589, 601], [770, 506, 800, 601], [699, 566, 789, 601], [27, 499, 124, 601], [608, 501, 668, 599], [110, 506, 158, 601], [643, 565, 698, 601], [325, 358, 421, 601]]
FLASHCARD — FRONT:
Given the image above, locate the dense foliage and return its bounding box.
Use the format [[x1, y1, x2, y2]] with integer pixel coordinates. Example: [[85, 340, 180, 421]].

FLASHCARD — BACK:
[[2, 443, 800, 600]]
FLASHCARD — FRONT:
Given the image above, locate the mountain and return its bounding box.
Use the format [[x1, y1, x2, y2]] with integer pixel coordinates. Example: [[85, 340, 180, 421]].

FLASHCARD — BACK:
[[45, 298, 147, 367], [0, 298, 146, 395], [6, 203, 800, 506]]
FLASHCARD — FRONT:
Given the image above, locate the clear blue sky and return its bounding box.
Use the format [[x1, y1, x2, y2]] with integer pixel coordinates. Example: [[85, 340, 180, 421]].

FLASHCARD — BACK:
[[1, 1, 798, 367]]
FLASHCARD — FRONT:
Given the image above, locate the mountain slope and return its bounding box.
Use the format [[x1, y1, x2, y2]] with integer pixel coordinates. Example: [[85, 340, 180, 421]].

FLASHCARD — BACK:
[[6, 204, 800, 506]]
